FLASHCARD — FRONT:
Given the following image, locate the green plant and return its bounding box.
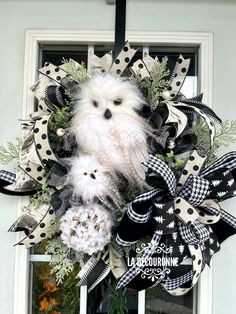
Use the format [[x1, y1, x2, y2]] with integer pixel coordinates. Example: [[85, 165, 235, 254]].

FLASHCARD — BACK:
[[0, 137, 24, 165], [132, 57, 170, 109], [196, 118, 236, 164], [155, 151, 184, 172], [45, 238, 76, 284], [62, 58, 88, 84]]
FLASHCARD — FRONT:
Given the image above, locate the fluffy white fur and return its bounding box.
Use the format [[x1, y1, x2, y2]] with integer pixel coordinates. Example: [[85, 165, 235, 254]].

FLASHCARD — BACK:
[[70, 74, 150, 188], [67, 155, 120, 204], [60, 204, 113, 255]]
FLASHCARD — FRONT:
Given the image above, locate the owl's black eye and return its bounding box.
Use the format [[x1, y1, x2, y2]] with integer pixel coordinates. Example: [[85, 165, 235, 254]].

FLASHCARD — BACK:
[[84, 172, 87, 175], [93, 100, 99, 107], [113, 99, 122, 106], [94, 169, 97, 173]]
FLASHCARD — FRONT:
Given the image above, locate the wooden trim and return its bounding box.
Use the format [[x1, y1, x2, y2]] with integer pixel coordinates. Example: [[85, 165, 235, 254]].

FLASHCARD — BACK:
[[13, 198, 30, 314]]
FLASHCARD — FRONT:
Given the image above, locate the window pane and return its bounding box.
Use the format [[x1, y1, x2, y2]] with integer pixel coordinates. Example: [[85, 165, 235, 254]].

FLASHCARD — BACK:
[[31, 262, 80, 314], [148, 47, 198, 76], [87, 279, 138, 313], [41, 45, 88, 66], [146, 287, 194, 314], [93, 44, 113, 56]]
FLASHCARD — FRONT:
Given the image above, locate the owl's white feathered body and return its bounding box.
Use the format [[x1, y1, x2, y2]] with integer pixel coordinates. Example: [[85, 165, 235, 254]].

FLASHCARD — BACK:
[[70, 74, 150, 188]]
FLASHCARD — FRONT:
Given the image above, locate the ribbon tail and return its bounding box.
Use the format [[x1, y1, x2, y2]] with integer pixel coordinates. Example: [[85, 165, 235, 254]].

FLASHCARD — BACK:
[[116, 233, 161, 290], [13, 205, 55, 248], [77, 256, 110, 293], [206, 207, 236, 244], [179, 95, 222, 124]]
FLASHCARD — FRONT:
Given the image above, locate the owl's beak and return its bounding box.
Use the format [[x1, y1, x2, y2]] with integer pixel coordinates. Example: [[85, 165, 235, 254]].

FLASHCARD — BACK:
[[90, 173, 96, 179], [104, 108, 112, 119]]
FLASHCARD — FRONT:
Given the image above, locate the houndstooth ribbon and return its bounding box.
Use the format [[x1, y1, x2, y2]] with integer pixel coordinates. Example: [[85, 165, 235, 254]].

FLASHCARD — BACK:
[[116, 150, 236, 294]]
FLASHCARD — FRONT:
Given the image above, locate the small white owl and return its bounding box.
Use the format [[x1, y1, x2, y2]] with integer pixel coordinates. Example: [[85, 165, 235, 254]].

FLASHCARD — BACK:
[[67, 154, 120, 207], [70, 74, 151, 189], [61, 155, 119, 255]]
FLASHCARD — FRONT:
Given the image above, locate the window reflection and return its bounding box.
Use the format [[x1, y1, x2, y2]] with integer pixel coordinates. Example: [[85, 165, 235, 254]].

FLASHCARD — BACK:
[[146, 286, 193, 314]]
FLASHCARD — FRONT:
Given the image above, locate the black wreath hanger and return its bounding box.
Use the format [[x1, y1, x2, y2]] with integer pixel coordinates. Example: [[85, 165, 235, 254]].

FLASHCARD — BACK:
[[114, 0, 127, 59]]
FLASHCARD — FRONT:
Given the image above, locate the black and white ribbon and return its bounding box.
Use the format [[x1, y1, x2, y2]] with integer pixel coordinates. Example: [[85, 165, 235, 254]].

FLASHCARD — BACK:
[[116, 150, 236, 293]]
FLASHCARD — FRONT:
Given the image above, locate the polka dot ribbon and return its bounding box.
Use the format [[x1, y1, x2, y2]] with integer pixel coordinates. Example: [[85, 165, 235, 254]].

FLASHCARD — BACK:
[[116, 150, 236, 293], [109, 41, 138, 76], [13, 204, 56, 248], [130, 52, 221, 146]]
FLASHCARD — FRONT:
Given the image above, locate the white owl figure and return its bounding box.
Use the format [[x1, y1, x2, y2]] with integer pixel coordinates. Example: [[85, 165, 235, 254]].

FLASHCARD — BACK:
[[70, 74, 151, 189], [67, 155, 120, 206]]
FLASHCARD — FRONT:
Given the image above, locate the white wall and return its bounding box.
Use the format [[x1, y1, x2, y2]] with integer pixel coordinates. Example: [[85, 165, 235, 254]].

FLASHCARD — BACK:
[[0, 0, 236, 313]]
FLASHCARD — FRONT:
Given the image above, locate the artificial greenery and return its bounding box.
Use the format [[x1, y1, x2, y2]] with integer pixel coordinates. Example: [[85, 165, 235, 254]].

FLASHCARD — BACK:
[[45, 237, 77, 284], [51, 105, 71, 130], [214, 120, 236, 148], [29, 181, 56, 210], [195, 117, 212, 152], [0, 137, 23, 165], [132, 57, 170, 110], [106, 277, 128, 314], [60, 265, 81, 314], [196, 118, 236, 164], [155, 150, 184, 172], [62, 58, 88, 84]]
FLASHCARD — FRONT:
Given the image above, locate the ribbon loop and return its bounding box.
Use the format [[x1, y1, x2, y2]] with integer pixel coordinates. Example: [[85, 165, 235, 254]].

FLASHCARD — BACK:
[[168, 55, 190, 97], [143, 154, 176, 196], [109, 41, 137, 76], [179, 175, 210, 206], [174, 197, 199, 226], [179, 220, 210, 245]]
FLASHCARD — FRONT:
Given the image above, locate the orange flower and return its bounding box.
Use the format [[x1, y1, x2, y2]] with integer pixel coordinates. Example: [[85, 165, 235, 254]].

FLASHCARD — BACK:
[[44, 279, 59, 293], [39, 297, 49, 311], [50, 298, 58, 305], [52, 311, 61, 314]]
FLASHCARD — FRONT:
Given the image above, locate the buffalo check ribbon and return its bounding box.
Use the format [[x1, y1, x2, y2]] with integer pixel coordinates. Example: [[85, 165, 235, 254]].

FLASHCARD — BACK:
[[116, 150, 236, 294]]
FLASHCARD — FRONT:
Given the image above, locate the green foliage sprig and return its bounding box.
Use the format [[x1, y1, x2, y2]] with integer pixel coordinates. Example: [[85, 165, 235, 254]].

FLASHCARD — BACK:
[[29, 181, 55, 210], [196, 118, 236, 164], [214, 120, 236, 148], [48, 105, 71, 144], [106, 276, 128, 314], [0, 137, 24, 165], [195, 117, 211, 152], [45, 237, 75, 284], [61, 265, 81, 314], [62, 58, 88, 84], [155, 151, 184, 172], [132, 57, 170, 110]]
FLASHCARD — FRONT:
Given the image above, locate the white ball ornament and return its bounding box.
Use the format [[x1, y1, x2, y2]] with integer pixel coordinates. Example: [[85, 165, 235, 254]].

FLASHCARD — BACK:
[[167, 140, 176, 150], [56, 128, 65, 137], [60, 204, 114, 255], [161, 90, 171, 100]]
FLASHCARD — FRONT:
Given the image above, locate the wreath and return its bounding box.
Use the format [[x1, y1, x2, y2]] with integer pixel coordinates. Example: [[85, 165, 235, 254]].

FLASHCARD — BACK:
[[1, 41, 236, 312]]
